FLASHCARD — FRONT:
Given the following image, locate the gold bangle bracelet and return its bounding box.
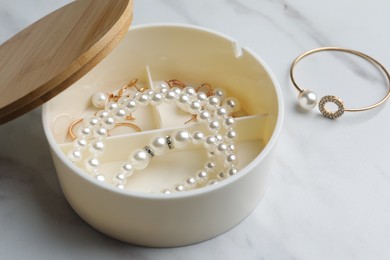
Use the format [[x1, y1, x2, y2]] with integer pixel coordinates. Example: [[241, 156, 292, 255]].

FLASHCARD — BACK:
[[290, 47, 390, 119]]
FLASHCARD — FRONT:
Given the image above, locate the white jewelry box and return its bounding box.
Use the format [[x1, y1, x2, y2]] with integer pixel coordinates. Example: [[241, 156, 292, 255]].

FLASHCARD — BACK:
[[0, 0, 283, 247], [42, 24, 283, 246]]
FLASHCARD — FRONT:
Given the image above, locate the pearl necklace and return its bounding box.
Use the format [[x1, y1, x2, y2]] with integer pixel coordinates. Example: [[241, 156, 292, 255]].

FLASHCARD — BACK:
[[68, 80, 240, 193]]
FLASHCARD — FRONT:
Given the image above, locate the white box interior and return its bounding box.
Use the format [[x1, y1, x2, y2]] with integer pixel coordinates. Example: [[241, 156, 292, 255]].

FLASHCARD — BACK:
[[44, 25, 280, 193]]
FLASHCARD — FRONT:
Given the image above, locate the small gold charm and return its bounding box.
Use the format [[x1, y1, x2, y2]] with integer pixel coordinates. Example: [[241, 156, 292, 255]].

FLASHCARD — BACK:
[[318, 95, 345, 119]]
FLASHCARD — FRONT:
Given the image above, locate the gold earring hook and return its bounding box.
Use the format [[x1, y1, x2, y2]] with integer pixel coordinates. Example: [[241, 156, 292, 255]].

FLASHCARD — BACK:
[[196, 82, 214, 97], [167, 79, 187, 89], [68, 118, 83, 140], [117, 79, 139, 98]]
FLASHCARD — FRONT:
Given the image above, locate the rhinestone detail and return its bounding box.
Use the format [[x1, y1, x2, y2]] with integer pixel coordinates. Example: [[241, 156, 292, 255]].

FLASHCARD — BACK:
[[318, 95, 345, 119]]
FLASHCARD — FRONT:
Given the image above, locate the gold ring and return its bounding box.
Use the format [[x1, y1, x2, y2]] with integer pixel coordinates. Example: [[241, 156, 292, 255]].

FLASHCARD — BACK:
[[290, 47, 390, 119]]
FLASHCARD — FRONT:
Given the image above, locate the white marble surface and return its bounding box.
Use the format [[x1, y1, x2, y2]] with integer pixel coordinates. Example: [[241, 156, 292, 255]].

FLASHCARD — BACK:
[[1, 0, 390, 259]]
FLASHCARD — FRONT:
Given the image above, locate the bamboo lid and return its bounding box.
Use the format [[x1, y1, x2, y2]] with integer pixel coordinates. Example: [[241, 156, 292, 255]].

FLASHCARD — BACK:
[[0, 0, 133, 124]]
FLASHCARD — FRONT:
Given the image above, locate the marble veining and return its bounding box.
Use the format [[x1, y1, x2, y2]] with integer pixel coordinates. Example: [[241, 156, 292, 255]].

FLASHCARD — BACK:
[[1, 0, 390, 259]]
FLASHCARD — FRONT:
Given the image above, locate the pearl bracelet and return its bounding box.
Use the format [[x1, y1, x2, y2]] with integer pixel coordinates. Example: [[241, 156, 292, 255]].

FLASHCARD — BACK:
[[68, 79, 240, 193]]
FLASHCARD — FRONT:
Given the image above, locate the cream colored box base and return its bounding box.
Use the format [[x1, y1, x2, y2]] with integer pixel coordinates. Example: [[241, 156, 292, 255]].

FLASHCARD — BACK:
[[42, 24, 283, 247]]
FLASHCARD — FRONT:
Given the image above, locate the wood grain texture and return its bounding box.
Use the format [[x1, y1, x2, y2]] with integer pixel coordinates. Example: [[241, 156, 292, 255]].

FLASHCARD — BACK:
[[0, 0, 133, 124]]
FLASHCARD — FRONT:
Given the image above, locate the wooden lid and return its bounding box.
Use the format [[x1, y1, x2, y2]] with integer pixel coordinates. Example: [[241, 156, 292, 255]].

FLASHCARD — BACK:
[[0, 0, 133, 124]]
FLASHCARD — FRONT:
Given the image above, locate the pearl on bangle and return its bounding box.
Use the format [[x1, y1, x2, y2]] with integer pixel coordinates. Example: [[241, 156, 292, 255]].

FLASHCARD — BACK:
[[298, 89, 317, 110]]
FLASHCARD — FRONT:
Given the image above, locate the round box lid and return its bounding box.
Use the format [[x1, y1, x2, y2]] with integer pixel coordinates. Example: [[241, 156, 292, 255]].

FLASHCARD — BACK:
[[0, 0, 133, 124]]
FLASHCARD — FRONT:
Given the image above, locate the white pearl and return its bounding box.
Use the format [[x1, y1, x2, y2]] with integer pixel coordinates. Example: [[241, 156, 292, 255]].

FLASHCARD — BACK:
[[105, 102, 118, 111], [113, 173, 127, 185], [68, 149, 82, 163], [226, 130, 237, 140], [116, 184, 125, 190], [102, 116, 115, 130], [183, 86, 196, 96], [129, 149, 150, 170], [227, 167, 239, 176], [192, 131, 205, 145], [96, 110, 110, 120], [208, 120, 221, 132], [150, 136, 168, 156], [213, 88, 226, 100], [206, 96, 221, 111], [84, 116, 99, 128], [95, 174, 106, 182], [185, 177, 197, 189], [120, 163, 135, 177], [223, 97, 240, 113], [174, 184, 185, 192], [298, 89, 317, 110], [223, 116, 235, 129], [216, 107, 228, 117], [171, 87, 182, 95], [196, 92, 208, 103], [196, 170, 209, 185], [214, 134, 223, 142], [224, 154, 238, 167], [165, 89, 178, 103], [114, 108, 126, 120], [144, 89, 155, 97], [161, 189, 172, 194], [124, 99, 138, 113], [89, 140, 105, 156], [176, 94, 190, 110], [188, 100, 202, 114], [73, 138, 88, 150], [122, 163, 134, 171], [85, 157, 99, 173], [137, 93, 150, 106], [77, 126, 92, 138], [172, 130, 191, 149], [204, 135, 217, 150], [93, 127, 108, 139], [197, 110, 211, 122], [150, 93, 164, 106], [205, 161, 216, 172], [92, 92, 108, 109], [155, 81, 170, 93], [216, 143, 228, 154]]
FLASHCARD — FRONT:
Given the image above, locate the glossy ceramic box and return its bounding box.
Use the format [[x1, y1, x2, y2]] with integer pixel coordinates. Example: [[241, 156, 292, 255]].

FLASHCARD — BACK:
[[42, 24, 283, 247]]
